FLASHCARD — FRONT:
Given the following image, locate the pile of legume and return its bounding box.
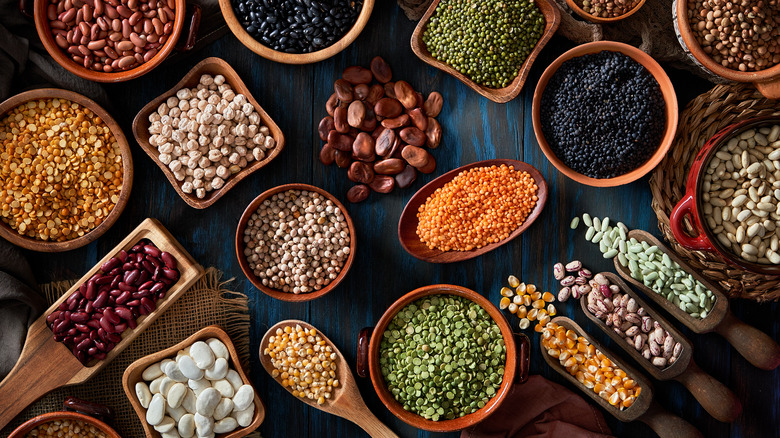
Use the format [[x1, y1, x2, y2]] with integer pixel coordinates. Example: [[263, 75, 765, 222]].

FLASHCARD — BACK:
[[422, 0, 545, 88], [573, 214, 717, 319], [498, 276, 556, 331], [0, 98, 123, 241], [379, 295, 506, 421], [580, 0, 641, 18], [700, 124, 780, 264], [25, 418, 108, 438], [553, 259, 593, 302], [687, 0, 780, 72], [263, 324, 339, 405], [416, 164, 538, 252], [242, 189, 350, 294], [541, 322, 640, 409], [540, 51, 665, 179]]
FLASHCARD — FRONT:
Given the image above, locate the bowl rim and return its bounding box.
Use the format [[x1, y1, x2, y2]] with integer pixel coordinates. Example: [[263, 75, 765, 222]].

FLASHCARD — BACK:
[[367, 284, 517, 432], [531, 40, 679, 187], [9, 410, 121, 438], [32, 0, 186, 82], [0, 88, 133, 252], [218, 0, 375, 64], [234, 183, 356, 302], [564, 0, 647, 23]]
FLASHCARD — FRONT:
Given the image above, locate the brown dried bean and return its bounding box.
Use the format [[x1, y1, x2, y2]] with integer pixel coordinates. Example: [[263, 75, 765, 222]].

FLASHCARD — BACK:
[[401, 145, 432, 169], [366, 84, 384, 104], [320, 144, 336, 165], [347, 101, 366, 128], [370, 56, 392, 83], [384, 82, 396, 99], [381, 114, 410, 129], [352, 132, 376, 162], [326, 93, 339, 116], [348, 161, 375, 184], [375, 98, 403, 118], [342, 66, 373, 84], [394, 81, 417, 110], [369, 175, 395, 193], [409, 108, 428, 131], [334, 79, 353, 102], [373, 158, 405, 175], [347, 184, 370, 203], [375, 128, 396, 157], [327, 131, 354, 152], [395, 164, 417, 189], [399, 127, 426, 147], [354, 83, 370, 101], [335, 150, 352, 168], [334, 106, 349, 133]]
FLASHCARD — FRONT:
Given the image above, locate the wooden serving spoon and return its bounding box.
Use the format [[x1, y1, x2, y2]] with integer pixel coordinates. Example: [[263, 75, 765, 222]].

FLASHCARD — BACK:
[[614, 230, 780, 371], [259, 320, 398, 438]]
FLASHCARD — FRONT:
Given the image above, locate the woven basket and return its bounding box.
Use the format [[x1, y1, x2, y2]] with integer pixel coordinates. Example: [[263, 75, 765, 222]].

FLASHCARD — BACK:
[[650, 83, 780, 302]]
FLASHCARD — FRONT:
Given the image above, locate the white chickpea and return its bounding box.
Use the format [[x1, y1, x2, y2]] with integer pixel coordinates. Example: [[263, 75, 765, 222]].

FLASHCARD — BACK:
[[159, 153, 172, 165], [252, 147, 265, 161], [211, 176, 225, 190], [181, 181, 194, 193], [196, 187, 206, 199], [166, 96, 179, 108], [214, 74, 226, 86], [216, 165, 229, 179]]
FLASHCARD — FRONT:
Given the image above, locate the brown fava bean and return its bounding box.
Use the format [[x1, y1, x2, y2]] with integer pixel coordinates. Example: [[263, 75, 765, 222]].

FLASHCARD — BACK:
[[394, 81, 417, 110], [342, 66, 373, 84], [326, 93, 339, 116], [381, 114, 410, 129], [417, 155, 436, 174], [366, 84, 384, 104], [370, 175, 395, 193], [373, 158, 405, 175], [334, 79, 354, 102], [348, 161, 375, 184], [320, 144, 336, 165], [400, 127, 426, 147], [347, 184, 370, 203], [335, 150, 352, 168], [384, 82, 396, 99], [327, 130, 354, 151], [426, 117, 442, 149], [409, 108, 428, 131], [423, 91, 443, 117], [359, 109, 377, 131], [354, 83, 370, 101], [370, 56, 392, 83], [347, 100, 366, 128], [352, 132, 376, 162], [318, 116, 335, 141], [375, 98, 403, 118], [375, 128, 396, 157], [333, 106, 349, 133], [401, 145, 432, 169]]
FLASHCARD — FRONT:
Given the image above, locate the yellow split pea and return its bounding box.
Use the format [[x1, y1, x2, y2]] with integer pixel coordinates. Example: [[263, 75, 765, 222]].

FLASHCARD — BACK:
[[0, 98, 123, 241], [416, 164, 538, 251]]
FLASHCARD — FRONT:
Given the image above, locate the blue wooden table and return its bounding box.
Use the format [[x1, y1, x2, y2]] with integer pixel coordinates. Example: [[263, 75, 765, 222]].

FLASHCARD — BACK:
[[27, 2, 780, 437]]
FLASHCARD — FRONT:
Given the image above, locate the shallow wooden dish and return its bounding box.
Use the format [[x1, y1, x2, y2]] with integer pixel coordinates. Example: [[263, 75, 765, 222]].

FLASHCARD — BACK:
[[564, 0, 646, 23], [411, 0, 560, 103], [123, 325, 265, 438], [614, 230, 780, 371], [8, 410, 120, 438], [260, 320, 397, 437], [0, 88, 133, 252], [398, 159, 548, 263], [581, 273, 742, 422], [132, 57, 285, 209], [531, 41, 679, 187], [542, 317, 702, 438], [235, 183, 356, 302], [219, 0, 374, 64], [0, 218, 203, 430], [361, 284, 524, 432]]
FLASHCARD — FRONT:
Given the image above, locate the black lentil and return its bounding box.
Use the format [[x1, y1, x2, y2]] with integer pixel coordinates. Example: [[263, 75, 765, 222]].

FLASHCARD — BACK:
[[539, 51, 666, 179], [232, 0, 363, 54]]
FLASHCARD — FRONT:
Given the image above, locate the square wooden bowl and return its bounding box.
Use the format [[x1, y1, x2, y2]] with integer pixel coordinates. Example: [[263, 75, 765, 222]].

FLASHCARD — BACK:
[[132, 57, 285, 209], [410, 0, 561, 103], [122, 325, 266, 438]]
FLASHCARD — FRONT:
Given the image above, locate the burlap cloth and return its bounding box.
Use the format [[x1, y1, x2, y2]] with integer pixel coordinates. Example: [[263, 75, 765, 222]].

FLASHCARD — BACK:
[[0, 267, 260, 438]]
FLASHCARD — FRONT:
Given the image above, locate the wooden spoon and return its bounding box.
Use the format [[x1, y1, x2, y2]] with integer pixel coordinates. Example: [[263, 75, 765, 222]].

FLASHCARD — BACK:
[[259, 320, 398, 438], [397, 159, 548, 263], [581, 273, 742, 422], [614, 230, 780, 371], [541, 317, 703, 438]]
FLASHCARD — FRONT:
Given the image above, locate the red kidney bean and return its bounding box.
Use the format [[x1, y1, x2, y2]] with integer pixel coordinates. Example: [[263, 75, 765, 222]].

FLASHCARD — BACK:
[[124, 269, 140, 284], [99, 257, 120, 273], [86, 319, 100, 329], [75, 324, 90, 333], [125, 299, 140, 307], [161, 252, 176, 269], [71, 312, 89, 323], [162, 268, 179, 281], [93, 291, 109, 308], [118, 282, 136, 292], [47, 311, 61, 324], [114, 307, 132, 320], [99, 317, 114, 333], [76, 338, 92, 351], [116, 290, 131, 305]]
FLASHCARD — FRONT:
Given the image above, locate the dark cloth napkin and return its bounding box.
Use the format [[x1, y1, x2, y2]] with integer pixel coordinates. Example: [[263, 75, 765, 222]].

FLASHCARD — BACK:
[[0, 239, 45, 381], [461, 375, 614, 438]]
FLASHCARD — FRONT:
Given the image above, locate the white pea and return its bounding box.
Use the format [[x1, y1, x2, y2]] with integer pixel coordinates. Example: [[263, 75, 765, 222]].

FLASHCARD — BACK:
[[194, 413, 214, 436], [205, 357, 229, 381], [190, 341, 215, 370], [143, 363, 164, 381], [136, 382, 153, 408], [177, 355, 204, 380], [167, 382, 187, 408], [213, 397, 234, 421], [154, 416, 176, 433], [214, 417, 239, 434], [182, 388, 198, 414], [206, 338, 229, 359], [213, 379, 235, 398], [165, 362, 189, 383], [167, 404, 187, 422], [225, 370, 244, 392], [196, 387, 221, 417], [232, 384, 255, 411], [150, 375, 165, 394], [159, 377, 175, 398], [178, 413, 195, 438], [234, 404, 254, 427], [147, 393, 166, 426]]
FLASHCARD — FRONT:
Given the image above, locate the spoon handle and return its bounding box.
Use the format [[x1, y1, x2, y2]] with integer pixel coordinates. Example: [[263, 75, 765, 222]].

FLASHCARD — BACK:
[[351, 411, 399, 438], [713, 310, 780, 370], [639, 402, 703, 438], [673, 359, 742, 422]]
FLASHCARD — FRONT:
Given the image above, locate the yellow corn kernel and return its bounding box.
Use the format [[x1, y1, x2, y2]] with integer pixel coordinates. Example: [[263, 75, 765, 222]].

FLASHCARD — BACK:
[[538, 314, 550, 326], [623, 396, 635, 408], [609, 392, 620, 406], [526, 284, 537, 294], [499, 297, 510, 309], [531, 291, 542, 301], [534, 323, 544, 333], [542, 291, 555, 302], [522, 295, 532, 307], [508, 275, 520, 288], [546, 304, 557, 316], [512, 295, 524, 305], [532, 299, 545, 309], [527, 308, 538, 321], [518, 318, 531, 330], [516, 306, 528, 318], [500, 286, 514, 297], [508, 303, 518, 314]]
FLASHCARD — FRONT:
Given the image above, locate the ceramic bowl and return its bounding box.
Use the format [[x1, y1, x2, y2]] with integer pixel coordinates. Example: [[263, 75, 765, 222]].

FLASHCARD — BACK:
[[564, 0, 647, 23], [235, 183, 356, 302], [0, 88, 133, 252], [9, 410, 120, 438], [532, 41, 678, 187]]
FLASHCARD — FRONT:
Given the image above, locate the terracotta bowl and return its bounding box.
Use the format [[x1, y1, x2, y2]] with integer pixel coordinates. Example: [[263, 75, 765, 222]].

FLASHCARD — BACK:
[[132, 57, 285, 209], [27, 0, 196, 82], [235, 183, 356, 302], [674, 0, 780, 99], [360, 284, 530, 432], [0, 88, 133, 252], [122, 326, 266, 438], [411, 0, 560, 103], [564, 0, 647, 23], [9, 410, 120, 438], [532, 41, 678, 187], [218, 0, 374, 64]]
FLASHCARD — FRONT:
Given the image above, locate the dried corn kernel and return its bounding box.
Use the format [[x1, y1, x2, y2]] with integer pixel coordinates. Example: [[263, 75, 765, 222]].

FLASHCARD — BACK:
[[532, 299, 545, 309], [526, 284, 537, 294], [542, 292, 555, 302], [516, 306, 528, 318], [501, 286, 514, 297], [527, 308, 538, 321], [499, 297, 511, 309], [547, 304, 557, 316], [517, 282, 527, 294], [518, 318, 531, 330], [508, 303, 518, 314], [508, 275, 520, 288]]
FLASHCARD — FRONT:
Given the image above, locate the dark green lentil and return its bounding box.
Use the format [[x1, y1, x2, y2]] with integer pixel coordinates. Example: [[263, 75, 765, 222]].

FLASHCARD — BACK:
[[422, 0, 545, 88], [379, 295, 506, 421]]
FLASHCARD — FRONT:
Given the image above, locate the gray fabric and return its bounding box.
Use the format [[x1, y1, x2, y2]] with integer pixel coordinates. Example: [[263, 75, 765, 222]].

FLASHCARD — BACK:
[[0, 239, 44, 381]]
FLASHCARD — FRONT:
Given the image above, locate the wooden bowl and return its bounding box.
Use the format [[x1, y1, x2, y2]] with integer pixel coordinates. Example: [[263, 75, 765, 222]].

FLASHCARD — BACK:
[[531, 41, 678, 187], [410, 0, 560, 103], [364, 284, 525, 432], [674, 0, 780, 99], [8, 410, 120, 438], [218, 0, 374, 64], [132, 57, 285, 209], [0, 88, 133, 252], [564, 0, 647, 23], [30, 0, 188, 82], [235, 183, 356, 302], [397, 159, 548, 263], [123, 326, 265, 438]]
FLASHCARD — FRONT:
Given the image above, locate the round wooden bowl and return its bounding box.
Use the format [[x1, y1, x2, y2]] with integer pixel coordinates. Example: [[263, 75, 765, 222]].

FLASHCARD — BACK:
[[235, 183, 356, 302], [218, 0, 374, 64], [531, 41, 678, 187], [564, 0, 646, 23], [0, 88, 133, 252], [31, 0, 187, 82], [122, 325, 266, 438], [366, 284, 521, 432], [8, 411, 120, 438], [674, 0, 780, 99]]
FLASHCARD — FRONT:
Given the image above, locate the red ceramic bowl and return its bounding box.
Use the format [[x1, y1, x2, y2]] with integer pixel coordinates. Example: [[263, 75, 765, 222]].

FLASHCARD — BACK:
[[9, 411, 120, 438], [670, 115, 780, 275], [357, 284, 530, 432]]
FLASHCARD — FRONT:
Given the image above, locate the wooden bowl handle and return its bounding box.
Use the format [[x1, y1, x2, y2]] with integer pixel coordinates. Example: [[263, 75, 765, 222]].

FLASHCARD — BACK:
[[356, 327, 373, 378], [640, 401, 704, 438], [63, 397, 114, 424], [514, 332, 530, 384], [670, 194, 714, 252], [673, 359, 742, 422], [713, 310, 780, 370], [175, 3, 201, 52], [17, 0, 33, 18]]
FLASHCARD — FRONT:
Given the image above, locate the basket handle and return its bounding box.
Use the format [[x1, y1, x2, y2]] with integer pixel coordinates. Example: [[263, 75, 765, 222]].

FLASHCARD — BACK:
[[670, 194, 713, 251]]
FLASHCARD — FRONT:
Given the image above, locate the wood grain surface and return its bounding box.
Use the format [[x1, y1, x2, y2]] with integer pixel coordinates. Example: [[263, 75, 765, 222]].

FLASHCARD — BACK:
[[21, 2, 780, 437]]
